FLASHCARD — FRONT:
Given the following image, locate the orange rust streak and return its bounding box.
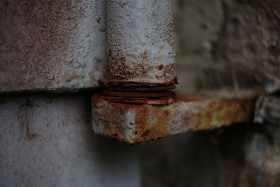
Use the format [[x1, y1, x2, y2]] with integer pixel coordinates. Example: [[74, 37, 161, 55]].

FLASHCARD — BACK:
[[133, 105, 170, 143], [190, 99, 253, 131], [92, 90, 259, 143]]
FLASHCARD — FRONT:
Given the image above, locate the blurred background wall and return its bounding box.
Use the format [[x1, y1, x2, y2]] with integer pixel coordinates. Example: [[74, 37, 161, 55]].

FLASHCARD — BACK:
[[141, 0, 280, 186]]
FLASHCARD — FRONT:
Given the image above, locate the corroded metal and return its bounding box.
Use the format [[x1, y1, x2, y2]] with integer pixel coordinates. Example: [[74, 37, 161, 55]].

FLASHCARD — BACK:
[[0, 0, 106, 92], [106, 0, 176, 90], [92, 90, 259, 144]]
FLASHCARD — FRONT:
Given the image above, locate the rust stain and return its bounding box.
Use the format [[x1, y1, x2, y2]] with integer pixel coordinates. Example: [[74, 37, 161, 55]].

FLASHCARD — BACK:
[[26, 125, 39, 140], [106, 47, 176, 90], [141, 50, 149, 63], [17, 101, 39, 140], [103, 90, 174, 98], [107, 49, 141, 80], [133, 105, 170, 143], [89, 70, 95, 81], [66, 74, 85, 83], [101, 79, 176, 91], [0, 0, 84, 90], [92, 94, 172, 143], [101, 90, 174, 105], [190, 99, 253, 131], [107, 47, 176, 87], [94, 99, 128, 141], [89, 57, 103, 81], [92, 90, 259, 144], [158, 64, 163, 70]]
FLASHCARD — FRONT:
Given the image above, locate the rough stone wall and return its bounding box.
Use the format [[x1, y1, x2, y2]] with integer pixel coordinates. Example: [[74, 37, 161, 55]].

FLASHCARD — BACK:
[[141, 0, 280, 186], [175, 0, 280, 93], [220, 123, 280, 187]]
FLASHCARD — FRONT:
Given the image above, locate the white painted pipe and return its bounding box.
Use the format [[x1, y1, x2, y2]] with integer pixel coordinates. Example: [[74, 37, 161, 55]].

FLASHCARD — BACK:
[[107, 0, 176, 89]]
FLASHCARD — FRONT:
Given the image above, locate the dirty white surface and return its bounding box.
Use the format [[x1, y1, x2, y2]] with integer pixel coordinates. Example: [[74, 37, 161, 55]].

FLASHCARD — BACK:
[[0, 0, 106, 92], [107, 0, 176, 84], [0, 94, 140, 187]]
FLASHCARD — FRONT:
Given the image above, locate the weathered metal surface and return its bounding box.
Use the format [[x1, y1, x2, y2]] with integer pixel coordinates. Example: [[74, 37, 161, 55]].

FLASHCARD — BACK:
[[92, 90, 258, 144], [0, 94, 140, 186], [106, 0, 176, 89], [0, 0, 106, 92]]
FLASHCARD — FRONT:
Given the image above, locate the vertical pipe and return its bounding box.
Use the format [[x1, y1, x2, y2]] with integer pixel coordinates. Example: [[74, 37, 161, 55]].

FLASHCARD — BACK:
[[107, 0, 176, 90]]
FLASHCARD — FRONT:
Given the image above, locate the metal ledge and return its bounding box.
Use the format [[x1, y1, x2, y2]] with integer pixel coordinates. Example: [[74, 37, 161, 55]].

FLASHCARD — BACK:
[[92, 89, 260, 144]]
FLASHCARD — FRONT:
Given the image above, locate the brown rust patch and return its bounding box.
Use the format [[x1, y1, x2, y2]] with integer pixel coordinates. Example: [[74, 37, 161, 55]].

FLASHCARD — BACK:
[[66, 74, 85, 83], [104, 97, 172, 105], [103, 90, 174, 98], [105, 46, 176, 90], [133, 105, 171, 143], [107, 49, 141, 80], [93, 99, 131, 141], [141, 50, 149, 63], [92, 94, 173, 143], [26, 126, 39, 140], [89, 70, 96, 81], [158, 65, 163, 70], [107, 47, 176, 85], [0, 0, 85, 90], [190, 99, 253, 131], [214, 100, 251, 124], [102, 90, 174, 105], [103, 79, 176, 91], [92, 90, 259, 143]]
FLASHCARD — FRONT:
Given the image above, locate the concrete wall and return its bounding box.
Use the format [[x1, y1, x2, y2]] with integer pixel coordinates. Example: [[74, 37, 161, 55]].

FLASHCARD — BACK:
[[0, 94, 140, 187]]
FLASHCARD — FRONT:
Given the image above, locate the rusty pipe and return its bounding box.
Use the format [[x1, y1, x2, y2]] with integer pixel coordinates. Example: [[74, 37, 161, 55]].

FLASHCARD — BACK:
[[92, 1, 260, 143], [106, 0, 176, 90]]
